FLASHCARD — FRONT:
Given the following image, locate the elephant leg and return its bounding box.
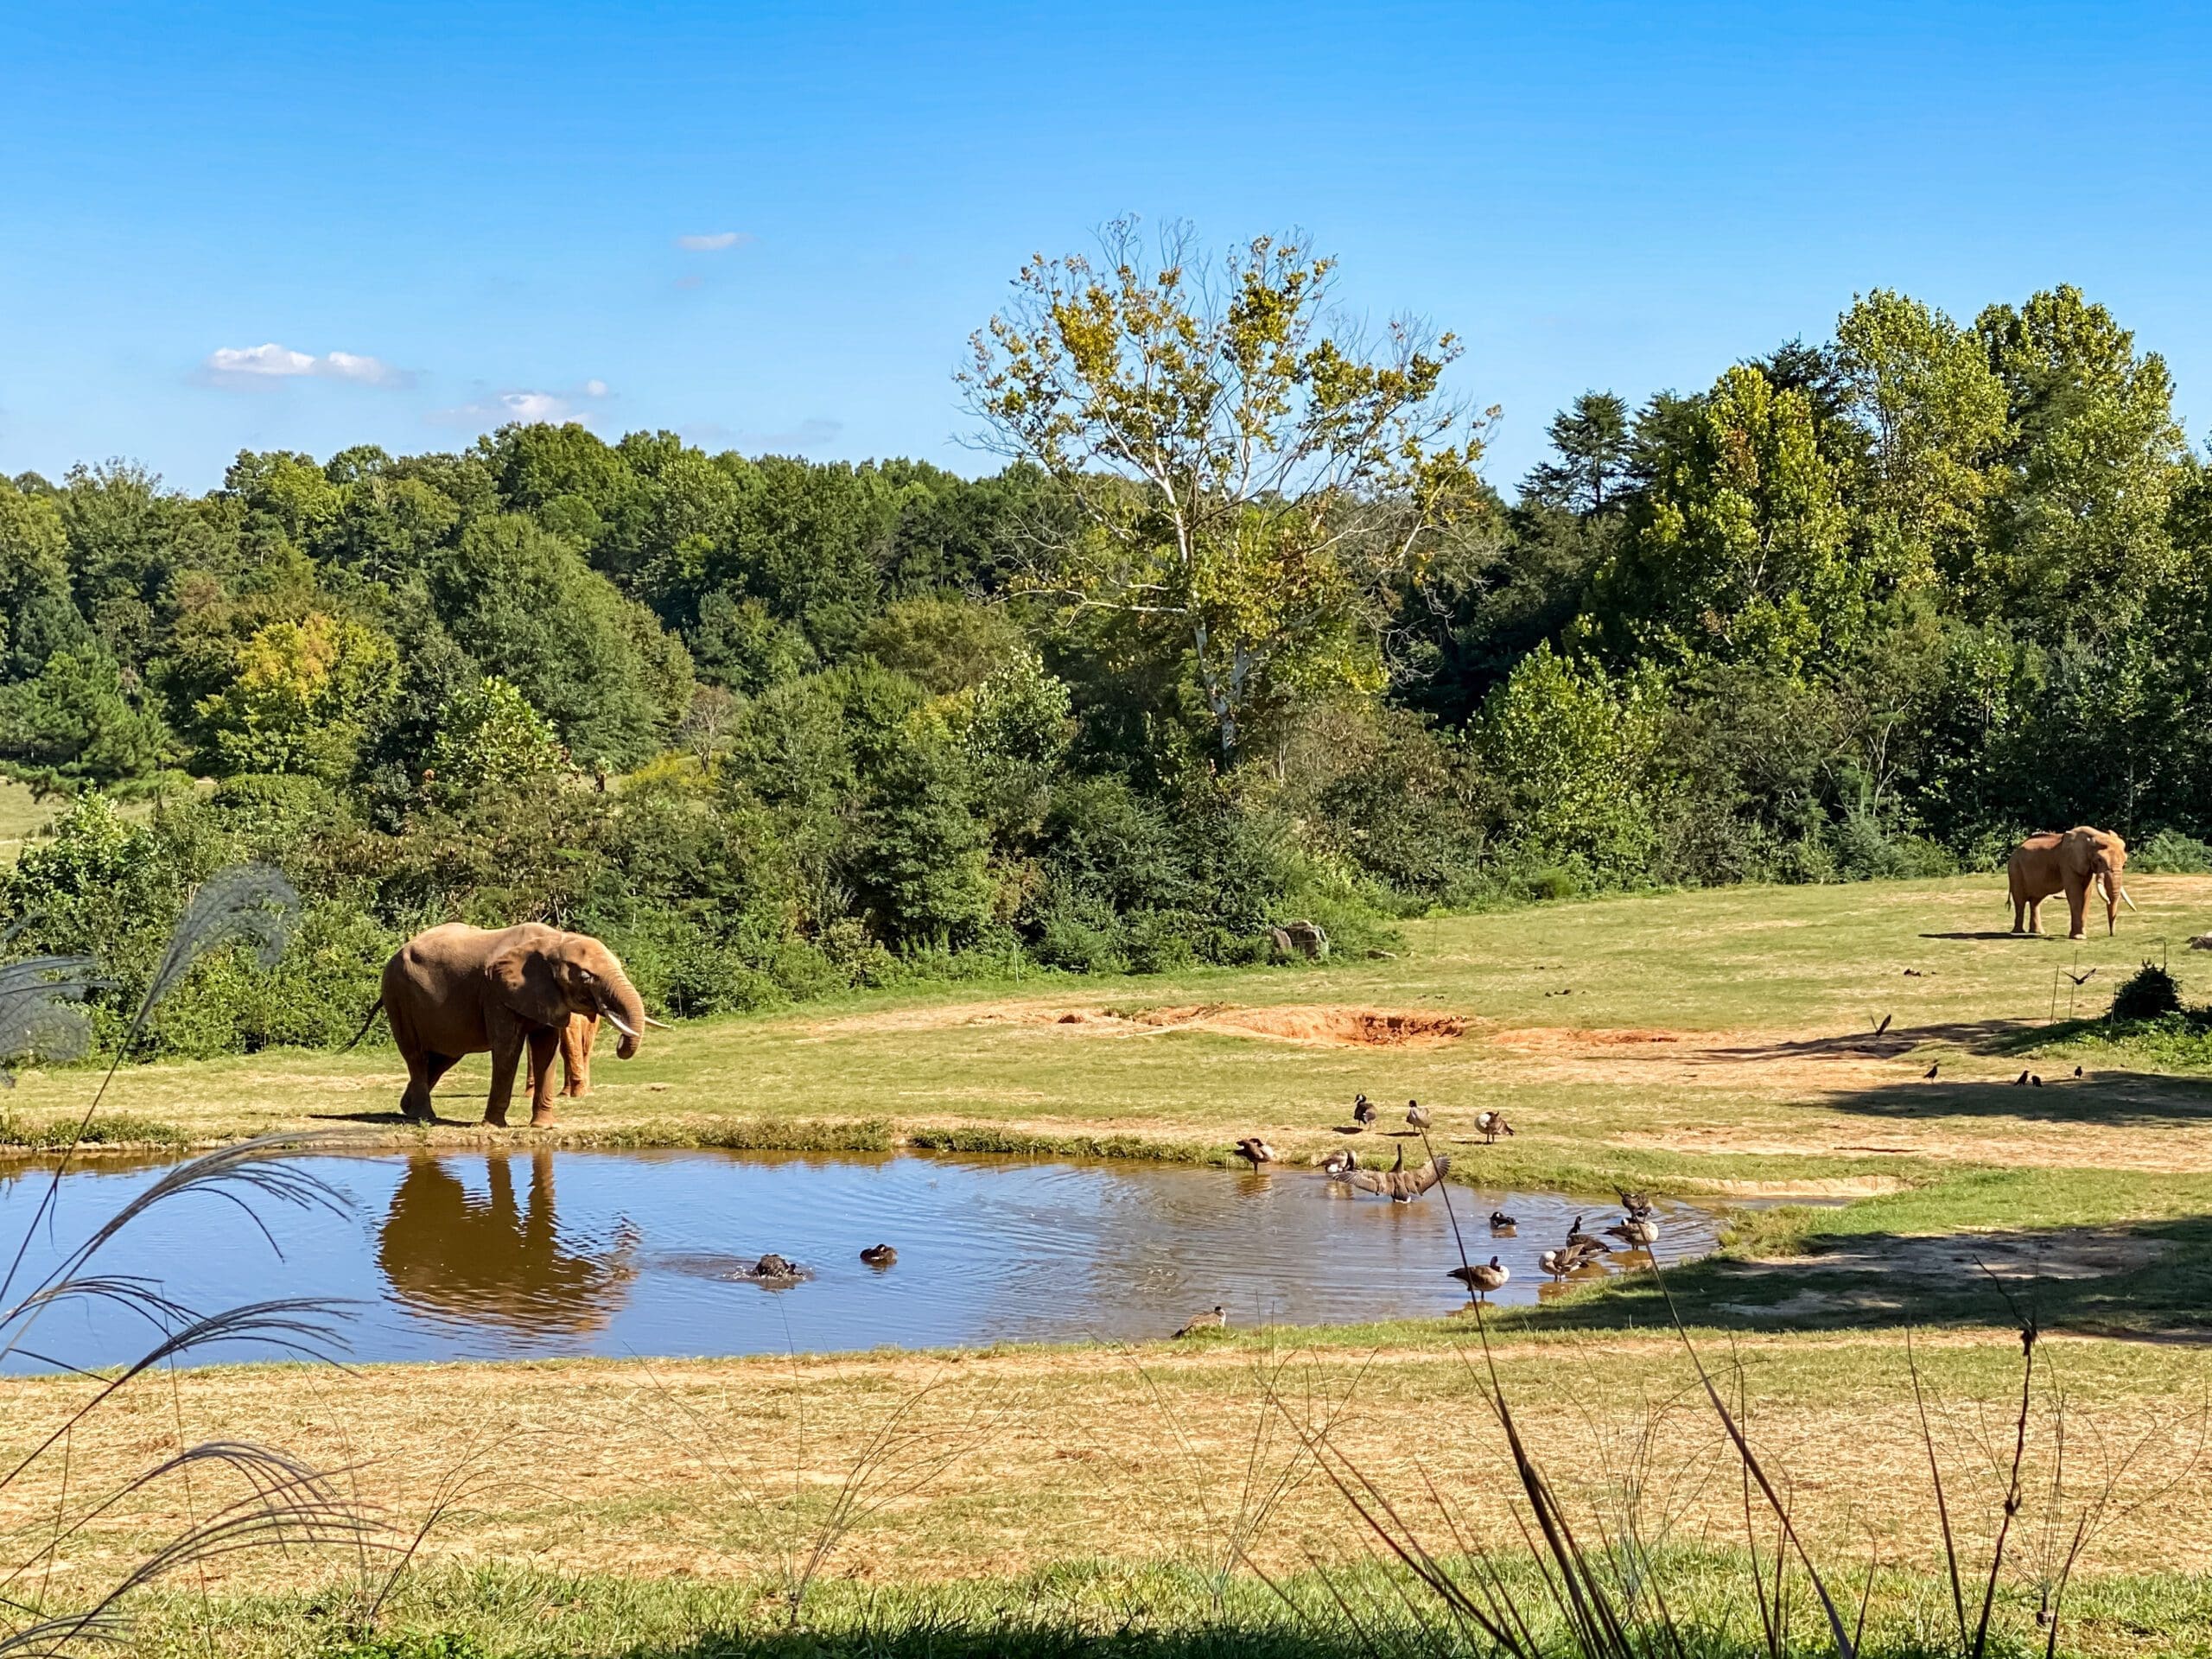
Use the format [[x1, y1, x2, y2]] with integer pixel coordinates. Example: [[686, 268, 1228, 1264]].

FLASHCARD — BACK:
[[562, 1013, 598, 1099], [526, 1026, 561, 1128], [484, 1032, 525, 1128], [2065, 879, 2088, 941]]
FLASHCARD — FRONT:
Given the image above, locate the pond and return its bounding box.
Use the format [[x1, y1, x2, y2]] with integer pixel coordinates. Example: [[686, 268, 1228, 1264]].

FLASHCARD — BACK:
[[0, 1149, 1730, 1372]]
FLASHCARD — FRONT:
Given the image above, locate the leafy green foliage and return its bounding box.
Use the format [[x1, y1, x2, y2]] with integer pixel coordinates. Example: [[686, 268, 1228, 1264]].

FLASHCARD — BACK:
[[5, 254, 2212, 1059]]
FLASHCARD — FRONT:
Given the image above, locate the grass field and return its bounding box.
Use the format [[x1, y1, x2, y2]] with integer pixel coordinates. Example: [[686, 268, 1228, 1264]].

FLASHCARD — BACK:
[[5, 873, 2212, 1655]]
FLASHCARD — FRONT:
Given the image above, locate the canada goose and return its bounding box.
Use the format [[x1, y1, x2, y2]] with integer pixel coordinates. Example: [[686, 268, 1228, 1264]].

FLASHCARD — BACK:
[[1175, 1305, 1227, 1338], [1566, 1214, 1587, 1243], [1472, 1110, 1515, 1143], [1605, 1216, 1658, 1249], [1351, 1094, 1379, 1128], [1344, 1153, 1452, 1203], [1489, 1210, 1517, 1230], [1320, 1147, 1359, 1177], [2013, 1070, 2031, 1086], [752, 1254, 799, 1280], [859, 1244, 897, 1268], [1923, 1063, 1939, 1080], [1405, 1100, 1432, 1131], [1616, 1188, 1653, 1219], [1537, 1249, 1570, 1277], [1450, 1257, 1510, 1300], [1904, 968, 1924, 976], [1233, 1136, 1278, 1166]]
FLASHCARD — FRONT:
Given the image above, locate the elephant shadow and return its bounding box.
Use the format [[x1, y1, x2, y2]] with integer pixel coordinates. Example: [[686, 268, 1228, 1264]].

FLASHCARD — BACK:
[[376, 1152, 639, 1338]]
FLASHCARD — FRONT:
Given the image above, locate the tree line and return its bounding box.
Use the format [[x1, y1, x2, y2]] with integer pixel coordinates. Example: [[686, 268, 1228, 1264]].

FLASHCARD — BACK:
[[3, 223, 2209, 1053]]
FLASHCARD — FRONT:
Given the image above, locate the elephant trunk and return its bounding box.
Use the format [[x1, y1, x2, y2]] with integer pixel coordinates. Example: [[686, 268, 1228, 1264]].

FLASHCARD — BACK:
[[595, 970, 649, 1060]]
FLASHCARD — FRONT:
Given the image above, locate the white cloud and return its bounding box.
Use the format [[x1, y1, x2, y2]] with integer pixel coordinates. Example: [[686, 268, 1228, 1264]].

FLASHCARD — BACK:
[[429, 379, 613, 430], [201, 342, 410, 388], [675, 231, 750, 251]]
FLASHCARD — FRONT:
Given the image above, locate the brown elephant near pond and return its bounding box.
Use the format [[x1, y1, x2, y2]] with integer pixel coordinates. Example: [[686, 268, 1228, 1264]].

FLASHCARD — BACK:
[[2007, 827, 2136, 940], [377, 923, 661, 1127]]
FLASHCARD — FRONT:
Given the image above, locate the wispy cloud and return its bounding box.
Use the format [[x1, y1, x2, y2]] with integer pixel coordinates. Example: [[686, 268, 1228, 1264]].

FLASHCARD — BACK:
[[200, 342, 411, 388], [429, 378, 614, 430], [675, 231, 751, 251], [687, 416, 843, 454]]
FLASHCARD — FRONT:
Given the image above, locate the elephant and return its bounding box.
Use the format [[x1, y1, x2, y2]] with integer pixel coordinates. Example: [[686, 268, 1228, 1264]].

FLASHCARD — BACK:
[[557, 1011, 602, 1099], [376, 1152, 638, 1335], [375, 922, 659, 1127], [2008, 827, 2135, 940]]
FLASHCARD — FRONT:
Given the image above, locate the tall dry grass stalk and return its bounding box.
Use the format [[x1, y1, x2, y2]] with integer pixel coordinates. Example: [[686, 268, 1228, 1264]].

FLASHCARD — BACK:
[[0, 866, 392, 1654]]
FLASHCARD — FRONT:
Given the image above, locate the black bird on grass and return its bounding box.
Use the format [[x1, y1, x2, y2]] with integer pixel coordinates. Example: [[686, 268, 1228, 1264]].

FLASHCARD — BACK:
[[1873, 1014, 1893, 1037], [2031, 1074, 2044, 1087], [1923, 1063, 1939, 1080], [2014, 1070, 2031, 1086], [2075, 1065, 2084, 1078]]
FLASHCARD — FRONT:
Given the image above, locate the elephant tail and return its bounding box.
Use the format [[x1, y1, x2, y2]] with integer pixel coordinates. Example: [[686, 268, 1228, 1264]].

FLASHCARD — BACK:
[[340, 996, 385, 1052]]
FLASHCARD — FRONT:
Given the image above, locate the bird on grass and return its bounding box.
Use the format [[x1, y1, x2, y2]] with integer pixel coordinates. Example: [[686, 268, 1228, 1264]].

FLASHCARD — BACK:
[[1405, 1099, 1432, 1131], [1472, 1110, 1515, 1144], [1351, 1094, 1378, 1128], [1175, 1305, 1227, 1338], [2031, 1074, 2044, 1087], [1450, 1257, 1510, 1300], [859, 1244, 897, 1268], [2075, 1065, 2084, 1078], [1873, 1014, 1893, 1037], [1233, 1137, 1278, 1166], [1341, 1147, 1452, 1203], [1489, 1210, 1517, 1230], [1923, 1063, 1940, 1080], [1904, 969, 1925, 977], [2014, 1070, 2031, 1086]]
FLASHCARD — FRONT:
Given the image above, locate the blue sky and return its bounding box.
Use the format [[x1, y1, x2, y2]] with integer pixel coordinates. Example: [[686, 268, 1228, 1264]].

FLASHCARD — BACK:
[[3, 1, 2209, 495]]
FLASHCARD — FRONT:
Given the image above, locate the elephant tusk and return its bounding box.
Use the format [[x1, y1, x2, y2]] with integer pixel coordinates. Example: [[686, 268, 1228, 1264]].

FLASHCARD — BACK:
[[643, 1014, 674, 1030], [2122, 888, 2139, 912], [599, 1007, 641, 1040]]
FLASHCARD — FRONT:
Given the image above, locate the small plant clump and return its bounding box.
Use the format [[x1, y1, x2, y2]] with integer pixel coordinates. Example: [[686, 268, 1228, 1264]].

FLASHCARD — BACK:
[[2109, 961, 2183, 1022]]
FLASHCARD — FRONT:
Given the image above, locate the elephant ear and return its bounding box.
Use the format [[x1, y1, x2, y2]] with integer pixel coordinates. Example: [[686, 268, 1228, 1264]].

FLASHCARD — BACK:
[[486, 937, 569, 1030]]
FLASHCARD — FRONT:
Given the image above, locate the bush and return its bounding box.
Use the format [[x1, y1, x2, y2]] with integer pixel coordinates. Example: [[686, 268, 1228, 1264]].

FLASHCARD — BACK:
[[2134, 828, 2212, 874], [2110, 961, 2183, 1021]]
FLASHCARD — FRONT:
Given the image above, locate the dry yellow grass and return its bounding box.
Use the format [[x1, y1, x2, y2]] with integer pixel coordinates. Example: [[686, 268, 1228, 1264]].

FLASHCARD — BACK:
[[4, 1329, 2206, 1600]]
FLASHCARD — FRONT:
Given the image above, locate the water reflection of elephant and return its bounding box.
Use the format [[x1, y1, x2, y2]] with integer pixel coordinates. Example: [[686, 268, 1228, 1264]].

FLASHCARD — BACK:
[[377, 1153, 639, 1335]]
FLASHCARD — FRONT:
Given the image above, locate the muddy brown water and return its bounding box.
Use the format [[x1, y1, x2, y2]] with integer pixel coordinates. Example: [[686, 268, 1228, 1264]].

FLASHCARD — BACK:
[[0, 1150, 1728, 1372]]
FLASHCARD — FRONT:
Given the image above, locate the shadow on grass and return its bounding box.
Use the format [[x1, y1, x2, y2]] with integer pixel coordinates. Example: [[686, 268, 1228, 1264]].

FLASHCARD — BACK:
[[1514, 1210, 2212, 1342], [1824, 1071, 2212, 1125], [1711, 1016, 2031, 1063]]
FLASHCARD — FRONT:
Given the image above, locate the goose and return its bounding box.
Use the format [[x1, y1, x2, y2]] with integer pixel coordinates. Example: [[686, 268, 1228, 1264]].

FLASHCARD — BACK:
[[859, 1244, 897, 1268], [1616, 1188, 1654, 1219], [1471, 1110, 1515, 1144], [1537, 1249, 1572, 1277], [1351, 1094, 1379, 1128], [1175, 1305, 1227, 1338], [1449, 1257, 1510, 1300], [1605, 1216, 1658, 1249], [1233, 1136, 1278, 1166], [1489, 1210, 1517, 1230], [1344, 1151, 1452, 1203], [1405, 1100, 1432, 1131], [1320, 1147, 1360, 1178]]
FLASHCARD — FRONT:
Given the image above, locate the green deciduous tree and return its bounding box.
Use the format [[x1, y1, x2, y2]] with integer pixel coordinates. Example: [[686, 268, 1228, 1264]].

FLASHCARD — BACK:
[[962, 219, 1490, 760], [194, 611, 401, 779], [1590, 365, 1859, 677]]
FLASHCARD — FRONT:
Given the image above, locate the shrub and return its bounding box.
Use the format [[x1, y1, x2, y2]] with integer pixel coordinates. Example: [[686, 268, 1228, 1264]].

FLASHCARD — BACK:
[[2134, 828, 2212, 874], [2110, 961, 2183, 1021]]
